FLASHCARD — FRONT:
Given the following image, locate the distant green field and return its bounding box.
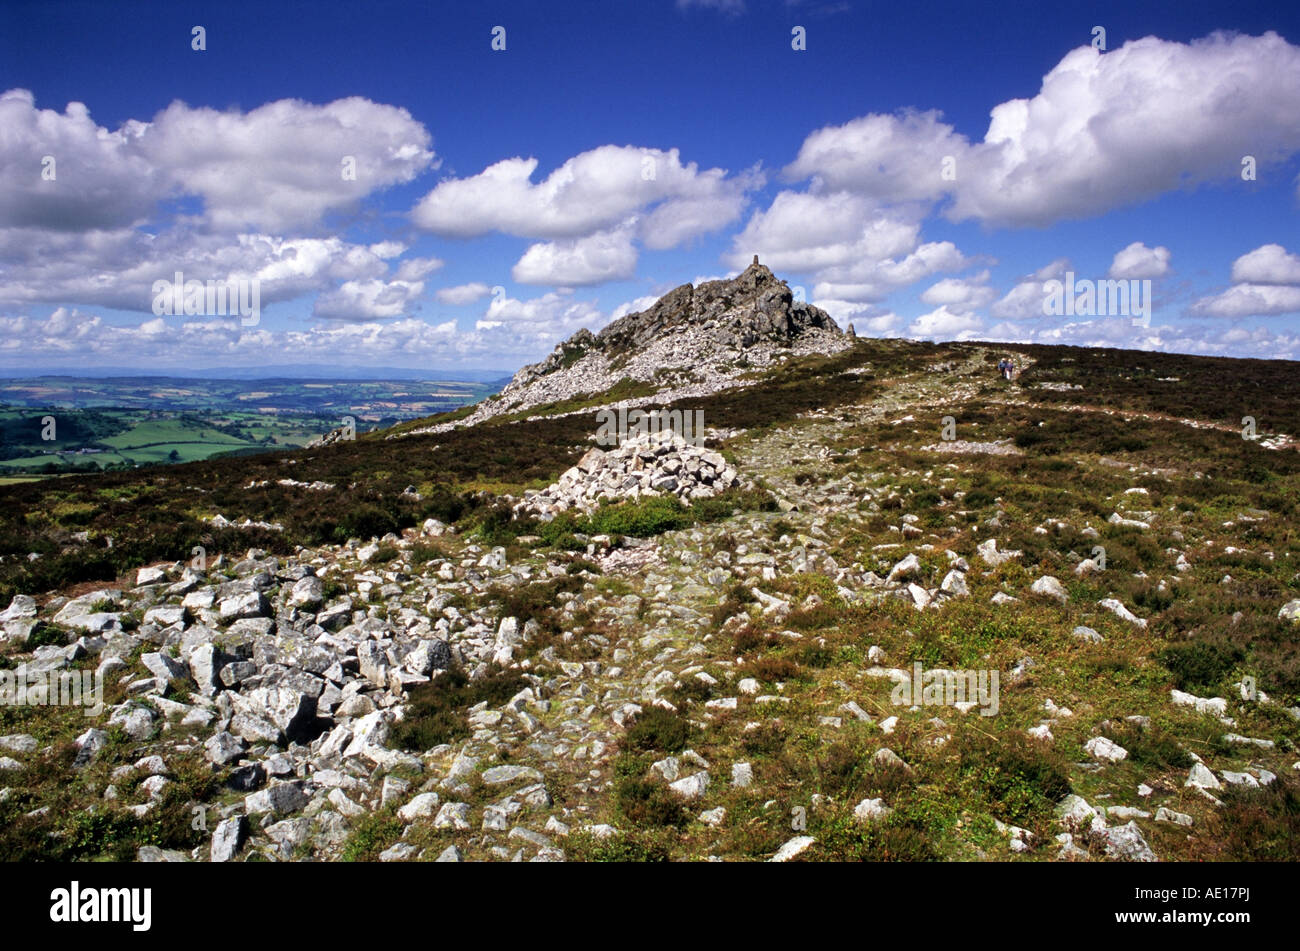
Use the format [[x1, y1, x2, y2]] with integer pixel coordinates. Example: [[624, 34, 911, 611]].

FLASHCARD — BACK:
[[0, 407, 338, 473], [97, 418, 246, 448], [0, 374, 498, 477]]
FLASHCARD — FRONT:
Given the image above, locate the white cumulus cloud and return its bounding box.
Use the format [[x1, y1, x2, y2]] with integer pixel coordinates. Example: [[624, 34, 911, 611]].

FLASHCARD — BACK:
[[1191, 243, 1300, 317], [1109, 242, 1170, 279], [775, 32, 1300, 233], [436, 282, 494, 306], [0, 89, 436, 234], [512, 225, 639, 286], [919, 271, 996, 308], [1230, 243, 1300, 284], [411, 145, 758, 247], [908, 305, 985, 340]]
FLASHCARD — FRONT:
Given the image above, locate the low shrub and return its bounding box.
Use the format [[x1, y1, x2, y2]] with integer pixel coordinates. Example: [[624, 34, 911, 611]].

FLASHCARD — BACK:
[[621, 707, 691, 754], [391, 667, 526, 752]]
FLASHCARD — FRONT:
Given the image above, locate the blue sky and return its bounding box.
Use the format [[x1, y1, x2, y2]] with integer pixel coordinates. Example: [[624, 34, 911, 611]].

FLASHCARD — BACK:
[[1, 0, 1299, 373]]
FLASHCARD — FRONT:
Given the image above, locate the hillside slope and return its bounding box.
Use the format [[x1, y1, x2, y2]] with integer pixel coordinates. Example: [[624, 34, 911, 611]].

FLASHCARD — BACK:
[[1, 328, 1298, 863]]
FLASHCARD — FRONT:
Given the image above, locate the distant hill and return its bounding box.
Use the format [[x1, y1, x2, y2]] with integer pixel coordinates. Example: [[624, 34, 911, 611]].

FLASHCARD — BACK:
[[0, 364, 513, 385], [0, 375, 503, 476]]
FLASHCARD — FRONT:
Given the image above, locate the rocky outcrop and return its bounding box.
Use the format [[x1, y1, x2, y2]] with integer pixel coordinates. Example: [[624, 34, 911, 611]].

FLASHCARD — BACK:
[[589, 258, 839, 355], [511, 259, 841, 392], [400, 260, 849, 437]]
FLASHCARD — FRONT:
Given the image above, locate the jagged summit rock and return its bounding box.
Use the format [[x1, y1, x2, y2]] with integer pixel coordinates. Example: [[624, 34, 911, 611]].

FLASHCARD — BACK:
[[595, 258, 838, 353], [530, 258, 839, 376], [408, 262, 849, 435]]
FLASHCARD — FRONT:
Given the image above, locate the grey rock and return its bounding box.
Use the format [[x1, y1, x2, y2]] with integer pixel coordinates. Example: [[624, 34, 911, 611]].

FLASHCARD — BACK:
[[404, 638, 451, 676], [1155, 807, 1193, 827], [210, 816, 248, 862], [1055, 794, 1100, 832], [188, 644, 228, 696], [265, 817, 313, 859], [137, 846, 190, 862], [770, 835, 817, 862], [939, 570, 968, 597], [240, 686, 317, 743], [245, 781, 309, 816], [136, 565, 168, 586], [323, 787, 364, 822], [381, 775, 411, 809], [397, 792, 442, 822], [433, 801, 472, 830], [220, 661, 258, 687], [1031, 576, 1069, 604], [356, 642, 390, 687], [379, 842, 418, 862], [142, 651, 189, 684], [59, 613, 121, 634], [1099, 821, 1157, 862], [0, 595, 37, 623], [732, 762, 754, 787], [73, 728, 109, 768], [143, 605, 185, 628], [0, 734, 38, 754], [108, 703, 157, 741], [230, 712, 281, 745], [288, 576, 324, 609], [1098, 598, 1147, 629], [853, 798, 893, 822], [1085, 736, 1128, 764], [481, 764, 543, 786], [669, 771, 709, 799], [1185, 762, 1222, 790], [976, 539, 1021, 567], [53, 590, 120, 625], [887, 554, 922, 583], [204, 732, 247, 766], [219, 591, 269, 622]]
